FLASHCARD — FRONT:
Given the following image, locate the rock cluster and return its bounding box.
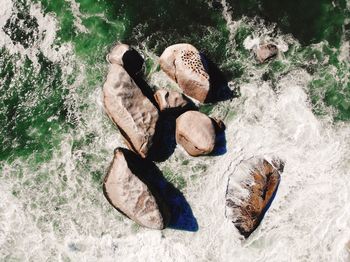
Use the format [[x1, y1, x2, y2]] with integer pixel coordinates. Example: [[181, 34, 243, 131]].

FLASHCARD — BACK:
[[102, 42, 282, 236], [225, 158, 284, 237]]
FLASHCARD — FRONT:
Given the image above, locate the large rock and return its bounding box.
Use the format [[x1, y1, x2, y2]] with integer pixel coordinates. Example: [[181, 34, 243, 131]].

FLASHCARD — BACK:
[[154, 89, 191, 113], [159, 44, 210, 103], [103, 63, 159, 158], [225, 158, 283, 238], [255, 44, 278, 63], [107, 44, 144, 76], [103, 148, 170, 229], [176, 111, 216, 156]]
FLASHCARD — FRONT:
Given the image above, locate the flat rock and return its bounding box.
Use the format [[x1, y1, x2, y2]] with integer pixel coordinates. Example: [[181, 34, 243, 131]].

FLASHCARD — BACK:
[[103, 63, 159, 158], [103, 148, 170, 229], [154, 89, 191, 113], [159, 43, 210, 103], [255, 44, 278, 63], [225, 158, 283, 238], [176, 111, 216, 156], [107, 44, 144, 76]]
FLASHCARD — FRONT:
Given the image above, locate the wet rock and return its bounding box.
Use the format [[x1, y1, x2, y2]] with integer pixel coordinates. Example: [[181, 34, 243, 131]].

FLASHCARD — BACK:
[[225, 158, 283, 238], [154, 89, 192, 113], [176, 111, 216, 156], [103, 64, 159, 158], [103, 148, 170, 229], [159, 43, 210, 103], [107, 44, 144, 76], [255, 44, 278, 63]]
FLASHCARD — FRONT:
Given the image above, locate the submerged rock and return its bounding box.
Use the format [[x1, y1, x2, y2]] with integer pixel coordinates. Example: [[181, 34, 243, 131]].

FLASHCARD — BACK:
[[154, 89, 191, 113], [225, 158, 283, 238], [176, 111, 216, 156], [107, 44, 144, 76], [255, 44, 278, 63], [159, 43, 210, 103], [103, 64, 159, 158], [103, 148, 170, 229]]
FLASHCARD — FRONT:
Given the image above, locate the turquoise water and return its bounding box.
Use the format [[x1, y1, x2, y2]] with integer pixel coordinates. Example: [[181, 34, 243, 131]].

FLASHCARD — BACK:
[[0, 0, 350, 260]]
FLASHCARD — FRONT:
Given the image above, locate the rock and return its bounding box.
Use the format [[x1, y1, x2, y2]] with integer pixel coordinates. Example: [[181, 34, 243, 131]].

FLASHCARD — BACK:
[[107, 44, 144, 76], [103, 64, 159, 158], [154, 89, 191, 113], [176, 111, 216, 156], [255, 44, 278, 63], [225, 158, 283, 238], [103, 148, 170, 229], [159, 43, 210, 103]]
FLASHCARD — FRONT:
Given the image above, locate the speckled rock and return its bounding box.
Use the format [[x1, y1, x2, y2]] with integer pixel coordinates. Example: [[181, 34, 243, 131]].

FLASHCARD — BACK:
[[103, 148, 170, 229], [225, 158, 283, 238], [103, 64, 159, 158], [159, 43, 210, 103], [176, 111, 216, 156]]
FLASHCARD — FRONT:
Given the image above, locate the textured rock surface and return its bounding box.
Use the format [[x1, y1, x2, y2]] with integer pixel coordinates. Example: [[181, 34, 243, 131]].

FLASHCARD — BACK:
[[103, 148, 170, 229], [176, 111, 216, 156], [255, 44, 278, 63], [225, 158, 283, 238], [107, 44, 144, 75], [159, 43, 210, 103], [154, 89, 191, 113], [103, 64, 159, 158]]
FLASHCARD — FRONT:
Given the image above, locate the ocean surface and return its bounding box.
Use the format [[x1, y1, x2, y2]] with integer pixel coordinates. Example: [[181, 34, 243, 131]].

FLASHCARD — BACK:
[[0, 0, 350, 261]]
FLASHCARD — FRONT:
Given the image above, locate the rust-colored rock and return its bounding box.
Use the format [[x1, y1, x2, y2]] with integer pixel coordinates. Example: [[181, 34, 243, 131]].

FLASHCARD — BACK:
[[255, 44, 278, 63], [225, 158, 283, 238], [103, 148, 170, 229], [176, 111, 216, 156], [159, 44, 210, 103], [154, 89, 191, 113], [103, 64, 159, 158]]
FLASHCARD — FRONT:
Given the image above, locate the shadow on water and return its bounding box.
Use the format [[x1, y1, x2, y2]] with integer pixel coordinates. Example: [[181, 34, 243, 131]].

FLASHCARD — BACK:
[[121, 48, 159, 107], [147, 115, 178, 162], [121, 148, 198, 232], [200, 53, 238, 103], [210, 121, 227, 156]]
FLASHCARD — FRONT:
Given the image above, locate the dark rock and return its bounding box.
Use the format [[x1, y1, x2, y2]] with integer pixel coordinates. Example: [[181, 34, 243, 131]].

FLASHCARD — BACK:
[[225, 158, 283, 238]]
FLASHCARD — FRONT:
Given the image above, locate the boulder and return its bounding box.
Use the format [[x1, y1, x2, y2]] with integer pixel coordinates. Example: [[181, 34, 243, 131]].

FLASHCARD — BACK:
[[255, 44, 278, 63], [159, 44, 210, 103], [225, 158, 283, 238], [103, 148, 170, 229], [154, 89, 191, 113], [103, 63, 159, 158], [107, 44, 144, 76], [176, 111, 216, 156]]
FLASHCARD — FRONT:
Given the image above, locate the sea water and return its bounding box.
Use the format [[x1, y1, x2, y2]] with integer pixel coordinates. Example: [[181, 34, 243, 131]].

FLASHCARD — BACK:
[[0, 0, 349, 261]]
